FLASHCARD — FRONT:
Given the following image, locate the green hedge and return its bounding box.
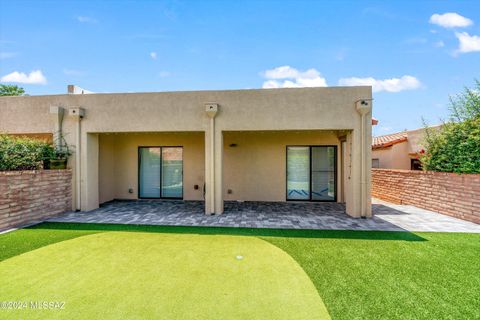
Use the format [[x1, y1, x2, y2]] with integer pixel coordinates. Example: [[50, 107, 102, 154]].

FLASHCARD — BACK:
[[421, 118, 480, 173], [0, 135, 54, 171], [421, 80, 480, 174]]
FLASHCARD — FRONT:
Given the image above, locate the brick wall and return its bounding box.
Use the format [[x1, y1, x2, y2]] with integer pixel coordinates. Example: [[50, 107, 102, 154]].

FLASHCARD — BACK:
[[0, 170, 72, 231], [372, 169, 480, 224]]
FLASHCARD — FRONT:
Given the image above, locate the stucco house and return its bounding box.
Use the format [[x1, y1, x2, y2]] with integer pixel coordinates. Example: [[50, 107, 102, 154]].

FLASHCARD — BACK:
[[372, 126, 440, 170], [0, 86, 373, 218]]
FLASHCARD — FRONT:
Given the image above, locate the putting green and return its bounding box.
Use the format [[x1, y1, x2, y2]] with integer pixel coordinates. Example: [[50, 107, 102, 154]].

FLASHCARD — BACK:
[[0, 232, 330, 319]]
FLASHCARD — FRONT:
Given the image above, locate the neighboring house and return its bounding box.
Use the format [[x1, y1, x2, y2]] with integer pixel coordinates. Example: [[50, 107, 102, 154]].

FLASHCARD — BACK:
[[0, 86, 373, 218], [372, 126, 440, 170]]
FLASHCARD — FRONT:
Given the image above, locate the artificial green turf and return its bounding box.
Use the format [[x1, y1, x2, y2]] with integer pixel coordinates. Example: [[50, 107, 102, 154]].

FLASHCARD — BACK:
[[0, 231, 329, 320], [264, 230, 480, 320], [1, 222, 479, 319]]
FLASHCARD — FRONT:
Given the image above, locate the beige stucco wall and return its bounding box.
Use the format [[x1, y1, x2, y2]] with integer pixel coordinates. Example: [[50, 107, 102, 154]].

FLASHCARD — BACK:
[[0, 86, 372, 217], [98, 134, 115, 203], [98, 132, 205, 203], [372, 141, 411, 170], [223, 130, 342, 202], [99, 130, 342, 204], [0, 87, 370, 133]]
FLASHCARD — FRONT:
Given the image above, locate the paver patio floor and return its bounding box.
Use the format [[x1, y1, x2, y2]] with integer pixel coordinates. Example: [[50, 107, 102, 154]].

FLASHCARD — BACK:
[[49, 198, 480, 233]]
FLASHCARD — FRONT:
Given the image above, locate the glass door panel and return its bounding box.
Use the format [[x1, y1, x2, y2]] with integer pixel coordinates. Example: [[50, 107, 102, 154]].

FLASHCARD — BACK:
[[139, 147, 161, 198], [287, 147, 310, 200], [161, 147, 183, 198], [311, 146, 336, 201]]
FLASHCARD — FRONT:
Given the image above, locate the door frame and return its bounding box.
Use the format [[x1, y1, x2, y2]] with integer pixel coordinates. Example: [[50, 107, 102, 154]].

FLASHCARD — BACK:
[[285, 145, 337, 202], [137, 146, 184, 200]]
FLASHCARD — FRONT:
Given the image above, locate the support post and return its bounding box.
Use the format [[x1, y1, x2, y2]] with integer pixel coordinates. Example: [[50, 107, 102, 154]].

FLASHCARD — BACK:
[[354, 99, 373, 218], [205, 104, 219, 215], [214, 129, 224, 214]]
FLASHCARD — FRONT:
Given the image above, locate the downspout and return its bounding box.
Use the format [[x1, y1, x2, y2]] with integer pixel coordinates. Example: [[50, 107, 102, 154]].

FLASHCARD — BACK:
[[49, 106, 65, 149], [355, 99, 372, 218], [75, 117, 82, 211], [68, 107, 85, 211], [205, 104, 219, 214], [210, 116, 215, 212]]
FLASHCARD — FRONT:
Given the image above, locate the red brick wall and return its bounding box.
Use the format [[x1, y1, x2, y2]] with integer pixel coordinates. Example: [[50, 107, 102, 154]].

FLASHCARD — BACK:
[[0, 170, 72, 231], [372, 169, 480, 224]]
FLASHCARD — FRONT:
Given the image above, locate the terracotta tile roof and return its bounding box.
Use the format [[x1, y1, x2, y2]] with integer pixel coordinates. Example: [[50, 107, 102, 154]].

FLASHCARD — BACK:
[[372, 131, 408, 149]]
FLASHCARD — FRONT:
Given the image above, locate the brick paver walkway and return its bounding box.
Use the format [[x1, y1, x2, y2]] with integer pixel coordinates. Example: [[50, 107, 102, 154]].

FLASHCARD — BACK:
[[49, 198, 480, 233]]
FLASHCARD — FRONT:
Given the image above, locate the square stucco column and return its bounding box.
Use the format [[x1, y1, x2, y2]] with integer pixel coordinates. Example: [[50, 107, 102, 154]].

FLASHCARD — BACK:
[[81, 133, 99, 211], [204, 129, 213, 214], [345, 131, 359, 217], [346, 128, 372, 218], [365, 114, 373, 217], [204, 127, 224, 215], [214, 130, 224, 214], [204, 103, 223, 215]]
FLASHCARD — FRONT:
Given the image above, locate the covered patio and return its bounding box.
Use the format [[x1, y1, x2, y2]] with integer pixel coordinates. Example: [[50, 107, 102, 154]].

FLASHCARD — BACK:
[[49, 200, 480, 232]]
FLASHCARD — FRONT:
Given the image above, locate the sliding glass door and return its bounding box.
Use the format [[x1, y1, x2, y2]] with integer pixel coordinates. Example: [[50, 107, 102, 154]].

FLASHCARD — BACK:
[[139, 147, 183, 199], [287, 147, 310, 200], [161, 147, 183, 198], [311, 146, 336, 201], [287, 146, 336, 201], [139, 147, 161, 198]]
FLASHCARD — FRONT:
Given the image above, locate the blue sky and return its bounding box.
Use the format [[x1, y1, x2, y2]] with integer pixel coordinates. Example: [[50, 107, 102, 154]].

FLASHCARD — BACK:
[[1, 1, 479, 135]]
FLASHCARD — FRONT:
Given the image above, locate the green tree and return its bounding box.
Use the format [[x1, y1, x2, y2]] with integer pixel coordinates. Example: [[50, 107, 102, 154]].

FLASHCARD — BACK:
[[0, 84, 25, 96], [421, 80, 480, 173]]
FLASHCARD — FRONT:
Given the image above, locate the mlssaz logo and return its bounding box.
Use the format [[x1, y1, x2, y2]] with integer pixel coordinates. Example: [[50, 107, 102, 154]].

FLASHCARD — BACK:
[[29, 301, 66, 310]]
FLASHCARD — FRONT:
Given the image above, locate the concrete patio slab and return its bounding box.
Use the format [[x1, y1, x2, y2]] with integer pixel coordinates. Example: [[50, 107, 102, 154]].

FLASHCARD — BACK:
[[48, 198, 480, 233], [372, 198, 480, 233]]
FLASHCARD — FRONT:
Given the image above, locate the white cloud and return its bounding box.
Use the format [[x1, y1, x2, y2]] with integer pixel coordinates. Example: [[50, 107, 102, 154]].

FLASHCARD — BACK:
[[263, 65, 301, 79], [434, 40, 445, 48], [77, 16, 97, 23], [0, 70, 47, 85], [338, 75, 421, 93], [0, 52, 16, 59], [429, 13, 473, 28], [454, 32, 480, 54], [261, 66, 422, 93], [261, 66, 327, 88], [150, 52, 157, 60]]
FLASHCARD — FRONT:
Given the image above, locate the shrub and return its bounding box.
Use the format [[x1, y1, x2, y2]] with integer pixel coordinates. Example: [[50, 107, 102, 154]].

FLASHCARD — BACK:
[[0, 135, 54, 171], [420, 80, 480, 173]]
